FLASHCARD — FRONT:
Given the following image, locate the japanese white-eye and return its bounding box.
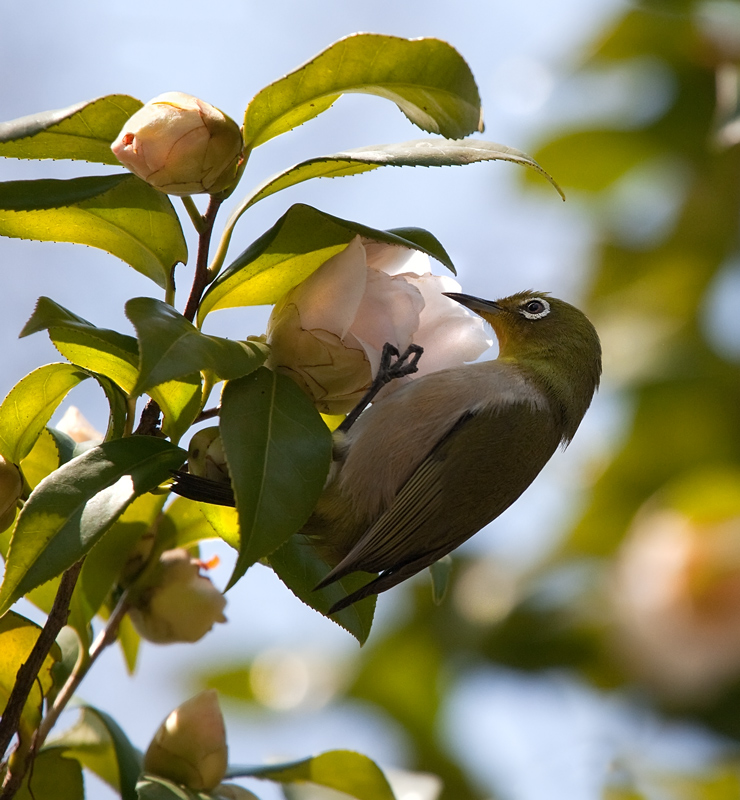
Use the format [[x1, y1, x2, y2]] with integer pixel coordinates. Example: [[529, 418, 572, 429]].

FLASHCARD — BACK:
[[175, 291, 601, 612]]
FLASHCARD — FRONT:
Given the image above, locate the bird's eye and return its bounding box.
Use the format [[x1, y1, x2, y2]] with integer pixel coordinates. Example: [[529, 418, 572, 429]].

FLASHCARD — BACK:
[[520, 298, 551, 320]]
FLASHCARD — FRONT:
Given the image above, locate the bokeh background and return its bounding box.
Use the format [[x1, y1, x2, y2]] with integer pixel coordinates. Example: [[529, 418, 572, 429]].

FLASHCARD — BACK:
[[5, 0, 740, 798]]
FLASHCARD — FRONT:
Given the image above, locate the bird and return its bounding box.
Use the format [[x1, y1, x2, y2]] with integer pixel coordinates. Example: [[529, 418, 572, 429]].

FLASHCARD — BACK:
[[172, 290, 601, 613]]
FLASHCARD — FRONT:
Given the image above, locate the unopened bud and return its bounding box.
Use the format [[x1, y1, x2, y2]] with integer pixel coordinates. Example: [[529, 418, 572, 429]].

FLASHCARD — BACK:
[[112, 92, 243, 196], [188, 427, 229, 482], [129, 548, 227, 644], [144, 690, 228, 791], [0, 455, 22, 532]]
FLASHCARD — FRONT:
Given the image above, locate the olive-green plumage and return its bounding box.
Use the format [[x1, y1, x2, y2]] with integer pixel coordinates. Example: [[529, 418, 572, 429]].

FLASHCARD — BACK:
[[308, 291, 602, 611]]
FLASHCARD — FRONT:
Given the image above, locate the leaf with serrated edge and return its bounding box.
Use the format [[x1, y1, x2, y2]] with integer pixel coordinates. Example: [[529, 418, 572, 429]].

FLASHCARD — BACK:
[[269, 534, 375, 643], [0, 363, 89, 463], [228, 750, 395, 800], [0, 437, 186, 615], [0, 95, 142, 163], [0, 175, 187, 288], [126, 297, 268, 393], [221, 368, 332, 590], [237, 138, 563, 213], [199, 203, 456, 323], [244, 33, 483, 149]]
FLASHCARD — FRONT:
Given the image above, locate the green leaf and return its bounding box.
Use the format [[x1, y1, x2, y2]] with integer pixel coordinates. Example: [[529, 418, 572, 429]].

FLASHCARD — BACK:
[[429, 555, 453, 605], [243, 33, 483, 149], [50, 706, 143, 800], [0, 611, 61, 738], [239, 138, 563, 210], [0, 95, 142, 163], [199, 203, 456, 322], [150, 374, 204, 445], [19, 427, 62, 490], [16, 747, 84, 800], [78, 492, 168, 619], [0, 362, 89, 463], [125, 297, 268, 393], [22, 297, 203, 443], [117, 613, 141, 674], [220, 368, 332, 589], [23, 296, 141, 393], [229, 750, 396, 800], [0, 437, 186, 614], [164, 496, 240, 550], [0, 175, 187, 288], [269, 535, 375, 644]]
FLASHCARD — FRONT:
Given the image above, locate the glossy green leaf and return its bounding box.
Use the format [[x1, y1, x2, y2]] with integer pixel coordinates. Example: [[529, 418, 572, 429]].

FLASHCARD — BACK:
[[220, 368, 332, 589], [239, 138, 563, 211], [229, 750, 395, 800], [0, 94, 142, 163], [126, 297, 268, 393], [0, 362, 88, 463], [0, 437, 186, 614], [269, 535, 375, 644], [22, 295, 140, 393], [199, 204, 456, 322], [50, 706, 143, 800], [16, 747, 84, 800], [0, 611, 61, 738], [243, 33, 483, 150], [19, 427, 63, 489], [0, 175, 187, 288]]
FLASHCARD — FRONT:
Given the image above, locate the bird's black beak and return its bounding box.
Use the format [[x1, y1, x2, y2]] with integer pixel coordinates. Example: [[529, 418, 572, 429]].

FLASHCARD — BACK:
[[443, 292, 502, 316]]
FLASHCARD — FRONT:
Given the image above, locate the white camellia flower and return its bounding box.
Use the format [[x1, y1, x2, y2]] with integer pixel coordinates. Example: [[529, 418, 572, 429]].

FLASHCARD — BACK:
[[128, 548, 227, 644], [266, 235, 493, 414], [111, 91, 243, 195], [612, 506, 740, 699], [143, 690, 228, 791]]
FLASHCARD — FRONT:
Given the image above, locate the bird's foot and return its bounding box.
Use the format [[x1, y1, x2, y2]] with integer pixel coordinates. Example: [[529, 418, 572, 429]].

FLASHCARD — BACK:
[[339, 342, 424, 432]]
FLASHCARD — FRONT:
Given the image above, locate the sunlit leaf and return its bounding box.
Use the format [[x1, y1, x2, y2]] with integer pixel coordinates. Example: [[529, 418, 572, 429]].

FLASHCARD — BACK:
[[0, 611, 61, 738], [199, 204, 455, 322], [0, 175, 187, 288], [0, 94, 142, 163], [0, 437, 186, 614], [164, 496, 240, 550], [50, 705, 143, 800], [117, 613, 141, 674], [150, 374, 203, 445], [243, 33, 483, 150], [220, 368, 332, 589], [269, 535, 375, 644], [0, 362, 88, 463], [240, 138, 563, 210], [126, 297, 268, 393], [136, 774, 211, 799], [229, 750, 395, 800]]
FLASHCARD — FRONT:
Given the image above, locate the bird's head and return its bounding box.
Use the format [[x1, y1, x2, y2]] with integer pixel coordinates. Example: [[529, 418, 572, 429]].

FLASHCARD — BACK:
[[444, 290, 602, 438]]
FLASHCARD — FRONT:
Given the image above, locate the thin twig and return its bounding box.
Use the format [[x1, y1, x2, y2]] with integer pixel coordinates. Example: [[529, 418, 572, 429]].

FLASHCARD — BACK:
[[33, 591, 131, 752], [183, 196, 223, 323], [0, 561, 83, 794]]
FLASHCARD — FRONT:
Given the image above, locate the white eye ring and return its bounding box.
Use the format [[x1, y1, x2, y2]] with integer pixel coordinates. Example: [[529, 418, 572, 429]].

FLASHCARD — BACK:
[[519, 297, 551, 320]]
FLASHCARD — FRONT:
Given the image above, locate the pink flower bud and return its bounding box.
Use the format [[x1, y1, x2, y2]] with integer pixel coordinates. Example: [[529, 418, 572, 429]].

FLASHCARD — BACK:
[[266, 236, 492, 414], [129, 548, 227, 644], [0, 454, 22, 532], [111, 92, 243, 196], [143, 690, 228, 791]]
